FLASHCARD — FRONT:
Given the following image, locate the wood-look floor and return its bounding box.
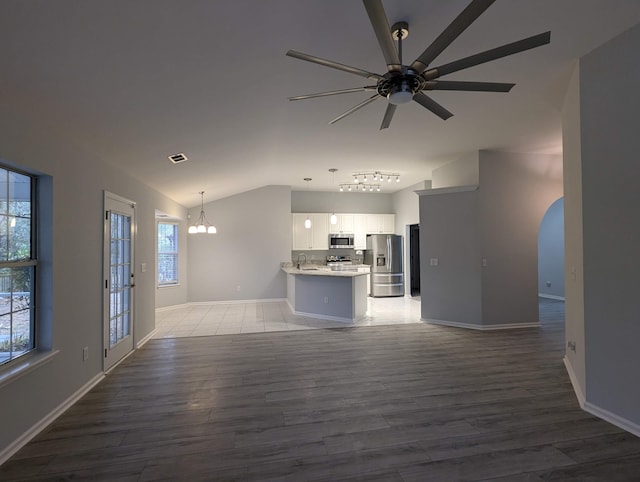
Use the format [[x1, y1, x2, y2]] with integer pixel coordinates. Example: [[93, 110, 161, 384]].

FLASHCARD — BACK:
[[2, 300, 640, 481]]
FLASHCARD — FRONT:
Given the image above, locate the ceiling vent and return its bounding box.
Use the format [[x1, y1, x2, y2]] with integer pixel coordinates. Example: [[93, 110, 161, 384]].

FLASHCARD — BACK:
[[168, 153, 188, 164]]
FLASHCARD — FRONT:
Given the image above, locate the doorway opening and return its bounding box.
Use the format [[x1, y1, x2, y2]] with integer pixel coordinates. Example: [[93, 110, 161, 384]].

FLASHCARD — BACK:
[[409, 224, 420, 297], [538, 197, 564, 327]]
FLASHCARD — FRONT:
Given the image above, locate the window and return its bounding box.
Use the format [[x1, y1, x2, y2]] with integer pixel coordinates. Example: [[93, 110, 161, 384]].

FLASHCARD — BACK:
[[0, 167, 35, 366], [157, 222, 178, 286]]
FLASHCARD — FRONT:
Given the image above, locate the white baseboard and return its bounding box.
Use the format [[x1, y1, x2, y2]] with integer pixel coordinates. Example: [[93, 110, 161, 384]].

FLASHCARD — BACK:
[[563, 355, 586, 407], [563, 355, 640, 437], [583, 400, 640, 438], [136, 329, 157, 349], [291, 310, 358, 324], [0, 372, 105, 465], [423, 318, 540, 331], [156, 299, 287, 312], [538, 293, 566, 301]]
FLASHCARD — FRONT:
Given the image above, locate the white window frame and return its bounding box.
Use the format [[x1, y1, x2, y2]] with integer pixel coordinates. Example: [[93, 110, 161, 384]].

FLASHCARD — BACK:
[[157, 221, 179, 286]]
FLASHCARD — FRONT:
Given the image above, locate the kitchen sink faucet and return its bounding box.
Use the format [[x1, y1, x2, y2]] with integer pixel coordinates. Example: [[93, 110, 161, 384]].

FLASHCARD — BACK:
[[296, 253, 307, 269]]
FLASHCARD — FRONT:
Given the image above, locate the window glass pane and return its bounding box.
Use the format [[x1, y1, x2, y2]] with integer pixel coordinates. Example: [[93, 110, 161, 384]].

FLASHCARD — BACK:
[[157, 223, 178, 285], [0, 265, 35, 365], [9, 171, 31, 218], [0, 169, 7, 213], [9, 216, 31, 260]]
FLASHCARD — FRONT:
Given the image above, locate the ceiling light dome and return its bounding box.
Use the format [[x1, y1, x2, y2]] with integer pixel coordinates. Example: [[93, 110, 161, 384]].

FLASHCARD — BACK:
[[387, 82, 414, 105]]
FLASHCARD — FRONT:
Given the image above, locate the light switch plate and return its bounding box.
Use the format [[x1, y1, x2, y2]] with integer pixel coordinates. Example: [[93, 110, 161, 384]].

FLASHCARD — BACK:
[[430, 258, 438, 266]]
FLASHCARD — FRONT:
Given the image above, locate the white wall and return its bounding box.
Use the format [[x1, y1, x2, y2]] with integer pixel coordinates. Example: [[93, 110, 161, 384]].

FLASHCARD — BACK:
[[187, 185, 291, 302], [0, 104, 186, 457], [580, 23, 640, 429], [538, 198, 565, 299]]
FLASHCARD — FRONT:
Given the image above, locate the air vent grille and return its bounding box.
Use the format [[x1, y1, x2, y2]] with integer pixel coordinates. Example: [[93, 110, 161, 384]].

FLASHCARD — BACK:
[[168, 153, 188, 164]]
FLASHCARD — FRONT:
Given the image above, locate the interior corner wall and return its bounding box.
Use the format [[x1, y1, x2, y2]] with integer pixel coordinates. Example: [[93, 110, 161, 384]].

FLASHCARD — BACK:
[[478, 151, 564, 326], [580, 23, 640, 428], [538, 198, 565, 298], [431, 152, 479, 189], [392, 181, 429, 295], [419, 189, 482, 326], [187, 185, 291, 302], [562, 61, 586, 399], [0, 105, 186, 458]]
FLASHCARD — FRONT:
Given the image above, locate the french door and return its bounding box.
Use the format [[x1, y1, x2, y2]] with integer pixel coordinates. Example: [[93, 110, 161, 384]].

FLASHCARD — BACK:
[[103, 192, 135, 371]]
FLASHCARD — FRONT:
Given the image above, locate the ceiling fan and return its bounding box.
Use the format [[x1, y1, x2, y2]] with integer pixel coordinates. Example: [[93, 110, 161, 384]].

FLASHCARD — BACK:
[[286, 0, 551, 129]]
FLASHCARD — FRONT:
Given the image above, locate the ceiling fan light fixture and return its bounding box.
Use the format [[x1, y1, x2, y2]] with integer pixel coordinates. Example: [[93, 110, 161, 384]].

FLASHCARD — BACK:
[[387, 89, 413, 105]]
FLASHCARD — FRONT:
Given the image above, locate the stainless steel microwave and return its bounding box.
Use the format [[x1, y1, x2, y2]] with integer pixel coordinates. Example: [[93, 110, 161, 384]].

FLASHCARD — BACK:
[[329, 234, 354, 249]]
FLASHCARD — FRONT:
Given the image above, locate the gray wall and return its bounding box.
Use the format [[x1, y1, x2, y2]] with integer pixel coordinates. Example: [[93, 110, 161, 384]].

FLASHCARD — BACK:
[[538, 198, 565, 298], [478, 151, 563, 326], [419, 151, 563, 328], [420, 187, 483, 325], [580, 23, 640, 426], [187, 185, 291, 302], [291, 191, 393, 214], [432, 152, 479, 189], [0, 104, 186, 456]]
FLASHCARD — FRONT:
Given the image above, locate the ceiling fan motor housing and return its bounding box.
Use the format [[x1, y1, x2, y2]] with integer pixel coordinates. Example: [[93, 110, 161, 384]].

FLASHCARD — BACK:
[[378, 70, 425, 104]]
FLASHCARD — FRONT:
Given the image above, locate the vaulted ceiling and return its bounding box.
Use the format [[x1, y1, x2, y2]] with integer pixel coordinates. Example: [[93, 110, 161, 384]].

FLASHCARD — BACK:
[[1, 1, 639, 207]]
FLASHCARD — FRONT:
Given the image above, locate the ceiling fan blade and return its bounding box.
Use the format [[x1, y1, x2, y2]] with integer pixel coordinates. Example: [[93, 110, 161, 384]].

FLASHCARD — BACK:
[[411, 0, 496, 73], [289, 86, 377, 101], [329, 94, 380, 125], [413, 92, 453, 120], [380, 103, 397, 130], [286, 50, 383, 81], [363, 0, 401, 72], [425, 80, 514, 92], [423, 31, 551, 80]]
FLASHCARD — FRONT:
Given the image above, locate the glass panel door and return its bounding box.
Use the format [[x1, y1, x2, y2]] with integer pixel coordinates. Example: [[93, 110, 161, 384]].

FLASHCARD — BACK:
[[103, 192, 135, 371]]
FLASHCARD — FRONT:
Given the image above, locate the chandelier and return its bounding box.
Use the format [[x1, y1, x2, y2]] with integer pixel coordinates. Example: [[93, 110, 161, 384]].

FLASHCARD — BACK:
[[188, 191, 217, 234]]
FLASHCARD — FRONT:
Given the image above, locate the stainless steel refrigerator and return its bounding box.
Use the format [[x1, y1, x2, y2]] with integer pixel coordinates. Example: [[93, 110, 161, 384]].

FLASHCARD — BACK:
[[364, 234, 404, 297]]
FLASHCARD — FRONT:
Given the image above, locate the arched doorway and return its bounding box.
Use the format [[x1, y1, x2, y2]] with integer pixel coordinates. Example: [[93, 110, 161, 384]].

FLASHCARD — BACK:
[[538, 197, 565, 325]]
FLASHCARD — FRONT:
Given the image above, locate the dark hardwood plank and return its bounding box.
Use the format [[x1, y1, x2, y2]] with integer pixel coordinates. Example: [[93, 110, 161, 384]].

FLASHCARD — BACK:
[[2, 300, 639, 481]]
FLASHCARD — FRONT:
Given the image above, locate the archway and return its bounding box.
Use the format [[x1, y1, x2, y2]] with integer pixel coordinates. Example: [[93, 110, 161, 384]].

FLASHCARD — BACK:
[[538, 197, 565, 325]]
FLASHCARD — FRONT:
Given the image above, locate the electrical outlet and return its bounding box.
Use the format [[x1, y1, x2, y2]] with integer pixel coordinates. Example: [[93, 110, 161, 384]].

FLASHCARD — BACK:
[[323, 296, 329, 304], [82, 346, 89, 361], [481, 258, 488, 267], [567, 341, 576, 352], [430, 258, 439, 266], [546, 281, 552, 287], [236, 285, 241, 292]]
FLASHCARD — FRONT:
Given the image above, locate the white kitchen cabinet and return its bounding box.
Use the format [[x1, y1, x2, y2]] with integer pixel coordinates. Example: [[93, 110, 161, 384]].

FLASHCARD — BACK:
[[365, 214, 395, 234], [329, 213, 354, 234], [292, 213, 329, 250], [353, 214, 367, 249]]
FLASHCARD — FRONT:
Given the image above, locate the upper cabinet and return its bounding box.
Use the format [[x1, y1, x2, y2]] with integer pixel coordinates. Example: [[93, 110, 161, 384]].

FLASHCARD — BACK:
[[328, 213, 354, 234], [293, 213, 394, 250], [365, 214, 395, 234], [353, 214, 368, 249], [292, 213, 329, 250]]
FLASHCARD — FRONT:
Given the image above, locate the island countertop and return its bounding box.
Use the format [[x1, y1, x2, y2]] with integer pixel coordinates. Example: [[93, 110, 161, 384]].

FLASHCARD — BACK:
[[281, 266, 369, 278]]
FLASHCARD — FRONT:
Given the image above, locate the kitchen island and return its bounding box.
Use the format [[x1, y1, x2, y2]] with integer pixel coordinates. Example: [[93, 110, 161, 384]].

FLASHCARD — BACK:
[[282, 266, 369, 323]]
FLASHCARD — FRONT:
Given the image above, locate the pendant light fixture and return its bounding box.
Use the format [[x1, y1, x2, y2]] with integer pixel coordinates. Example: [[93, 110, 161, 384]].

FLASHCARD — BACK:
[[188, 191, 217, 234], [329, 168, 338, 225], [303, 178, 312, 229]]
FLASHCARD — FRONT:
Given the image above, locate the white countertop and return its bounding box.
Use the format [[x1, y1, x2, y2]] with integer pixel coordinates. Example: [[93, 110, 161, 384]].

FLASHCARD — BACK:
[[282, 266, 369, 278]]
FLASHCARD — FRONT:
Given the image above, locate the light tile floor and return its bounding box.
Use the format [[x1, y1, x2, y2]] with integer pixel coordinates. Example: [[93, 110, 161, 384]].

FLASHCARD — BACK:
[[154, 296, 422, 339]]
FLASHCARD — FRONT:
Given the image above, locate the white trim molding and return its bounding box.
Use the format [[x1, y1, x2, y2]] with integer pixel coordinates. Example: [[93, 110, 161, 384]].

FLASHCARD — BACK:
[[539, 293, 566, 301], [0, 372, 105, 465], [136, 329, 157, 349], [424, 318, 540, 331], [563, 355, 586, 407]]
